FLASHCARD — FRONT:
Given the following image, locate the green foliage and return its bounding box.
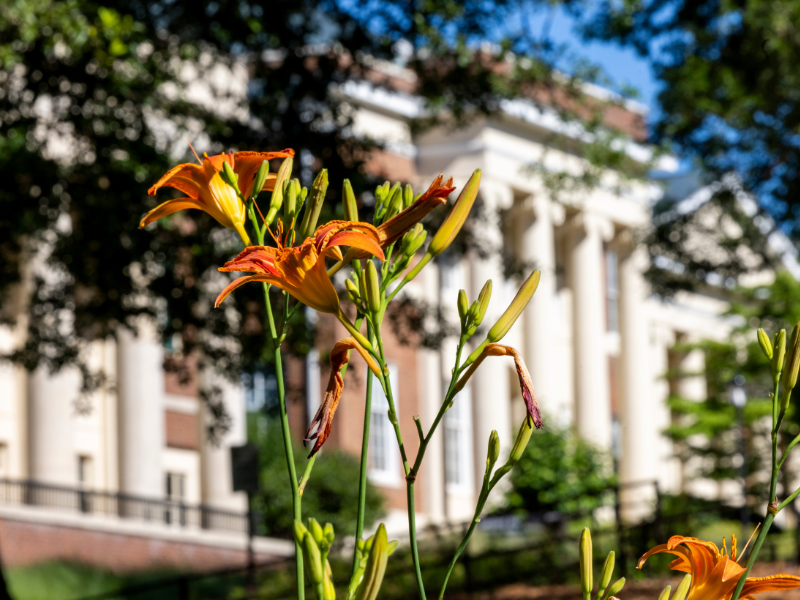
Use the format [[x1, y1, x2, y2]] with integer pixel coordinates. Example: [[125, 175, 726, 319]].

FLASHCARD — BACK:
[[665, 272, 800, 497], [504, 418, 616, 515], [250, 415, 385, 539]]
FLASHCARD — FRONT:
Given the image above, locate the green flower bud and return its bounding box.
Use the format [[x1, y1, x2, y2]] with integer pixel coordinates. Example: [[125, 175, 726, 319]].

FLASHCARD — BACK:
[[355, 524, 389, 600], [597, 551, 615, 597], [579, 528, 593, 598], [757, 328, 773, 361], [606, 578, 626, 599], [672, 575, 691, 600], [404, 183, 414, 208], [303, 532, 324, 584], [343, 179, 359, 222], [427, 169, 481, 257], [474, 280, 492, 327], [487, 270, 540, 343], [405, 229, 427, 257], [323, 522, 334, 544], [346, 279, 361, 305], [220, 160, 240, 191], [657, 585, 671, 600], [298, 169, 328, 241], [383, 186, 403, 222], [387, 539, 399, 556], [365, 260, 382, 314], [283, 179, 298, 223], [487, 429, 500, 469], [251, 160, 270, 201], [294, 519, 308, 543], [264, 157, 293, 223], [308, 518, 324, 544], [782, 322, 800, 394], [774, 329, 787, 376], [457, 289, 469, 323], [508, 417, 534, 465]]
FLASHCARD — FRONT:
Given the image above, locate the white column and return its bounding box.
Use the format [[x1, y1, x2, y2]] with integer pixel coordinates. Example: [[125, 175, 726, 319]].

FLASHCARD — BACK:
[[28, 366, 78, 484], [200, 370, 247, 511], [469, 183, 512, 486], [117, 319, 165, 498], [618, 244, 657, 519], [522, 195, 560, 417], [569, 213, 613, 448]]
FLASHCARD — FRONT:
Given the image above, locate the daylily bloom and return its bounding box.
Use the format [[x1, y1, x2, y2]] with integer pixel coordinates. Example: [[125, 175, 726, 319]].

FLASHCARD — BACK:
[[140, 149, 295, 245], [340, 173, 456, 262], [456, 344, 543, 429], [305, 337, 382, 457], [638, 535, 800, 600], [214, 220, 384, 316]]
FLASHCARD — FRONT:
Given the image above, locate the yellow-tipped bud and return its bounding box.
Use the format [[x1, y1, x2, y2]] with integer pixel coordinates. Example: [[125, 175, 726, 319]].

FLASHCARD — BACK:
[[355, 524, 389, 600], [487, 429, 500, 469], [508, 417, 534, 465], [606, 578, 626, 598], [426, 169, 481, 257], [346, 279, 361, 305], [474, 279, 492, 327], [458, 289, 469, 323], [403, 183, 414, 208], [598, 551, 615, 594], [672, 575, 691, 600], [365, 260, 382, 314], [782, 322, 800, 394], [343, 179, 359, 222], [773, 329, 786, 376], [757, 328, 773, 361], [303, 531, 324, 584], [487, 270, 540, 343], [298, 169, 328, 241], [658, 585, 671, 600], [580, 528, 593, 597]]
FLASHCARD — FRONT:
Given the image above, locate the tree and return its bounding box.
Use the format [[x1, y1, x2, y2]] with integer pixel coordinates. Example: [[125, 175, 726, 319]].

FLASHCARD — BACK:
[[581, 0, 800, 293], [0, 0, 650, 408]]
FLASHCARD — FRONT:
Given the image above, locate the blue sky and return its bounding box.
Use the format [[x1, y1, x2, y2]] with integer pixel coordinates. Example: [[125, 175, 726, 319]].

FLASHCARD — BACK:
[[532, 6, 661, 118]]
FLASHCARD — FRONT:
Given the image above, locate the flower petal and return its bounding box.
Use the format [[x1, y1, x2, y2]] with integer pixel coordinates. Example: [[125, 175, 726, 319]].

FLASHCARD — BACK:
[[220, 246, 281, 276], [215, 274, 271, 307], [377, 173, 455, 247], [232, 149, 294, 197], [148, 163, 206, 198], [139, 197, 208, 228], [741, 574, 800, 596]]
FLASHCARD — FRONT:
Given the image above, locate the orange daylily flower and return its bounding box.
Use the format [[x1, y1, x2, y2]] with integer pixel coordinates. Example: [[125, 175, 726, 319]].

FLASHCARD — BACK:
[[343, 173, 456, 261], [305, 337, 382, 457], [214, 220, 384, 314], [456, 344, 543, 429], [639, 535, 800, 600], [140, 149, 295, 245]]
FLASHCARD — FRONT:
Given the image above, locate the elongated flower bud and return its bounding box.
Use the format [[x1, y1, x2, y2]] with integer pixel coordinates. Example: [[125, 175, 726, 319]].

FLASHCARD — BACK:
[[757, 328, 773, 361], [308, 518, 324, 544], [355, 524, 389, 600], [294, 519, 308, 543], [458, 289, 469, 323], [298, 169, 328, 241], [487, 429, 500, 469], [598, 551, 615, 597], [606, 578, 625, 598], [782, 322, 800, 394], [405, 229, 427, 256], [346, 279, 361, 305], [252, 160, 270, 201], [487, 270, 540, 343], [508, 417, 534, 465], [657, 585, 671, 600], [264, 157, 292, 221], [672, 575, 691, 600], [365, 260, 382, 314], [283, 179, 298, 223], [404, 183, 414, 208], [303, 532, 324, 584], [426, 169, 481, 257], [384, 187, 403, 222], [220, 160, 239, 190], [323, 522, 334, 544], [580, 528, 593, 598], [774, 329, 787, 376], [474, 280, 492, 327], [343, 179, 359, 222]]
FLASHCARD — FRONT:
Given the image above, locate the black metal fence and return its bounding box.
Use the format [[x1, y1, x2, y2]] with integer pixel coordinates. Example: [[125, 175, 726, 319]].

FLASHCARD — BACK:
[[0, 478, 249, 534]]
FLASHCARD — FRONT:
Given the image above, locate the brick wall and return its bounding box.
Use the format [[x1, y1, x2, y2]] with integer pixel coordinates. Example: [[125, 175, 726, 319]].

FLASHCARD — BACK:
[[165, 411, 199, 450], [0, 518, 282, 573]]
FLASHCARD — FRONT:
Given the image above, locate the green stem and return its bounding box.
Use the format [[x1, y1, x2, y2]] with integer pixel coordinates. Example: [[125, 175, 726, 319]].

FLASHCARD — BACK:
[[351, 321, 375, 579], [407, 480, 426, 599], [439, 469, 492, 598], [262, 282, 304, 600], [298, 455, 317, 496], [730, 511, 775, 600]]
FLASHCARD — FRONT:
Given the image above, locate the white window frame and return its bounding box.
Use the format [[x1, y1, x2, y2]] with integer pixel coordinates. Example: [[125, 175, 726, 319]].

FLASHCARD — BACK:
[[444, 386, 474, 494], [368, 364, 401, 487]]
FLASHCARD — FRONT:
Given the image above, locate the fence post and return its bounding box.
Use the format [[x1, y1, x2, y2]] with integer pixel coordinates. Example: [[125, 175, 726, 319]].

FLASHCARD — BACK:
[[615, 486, 627, 577]]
